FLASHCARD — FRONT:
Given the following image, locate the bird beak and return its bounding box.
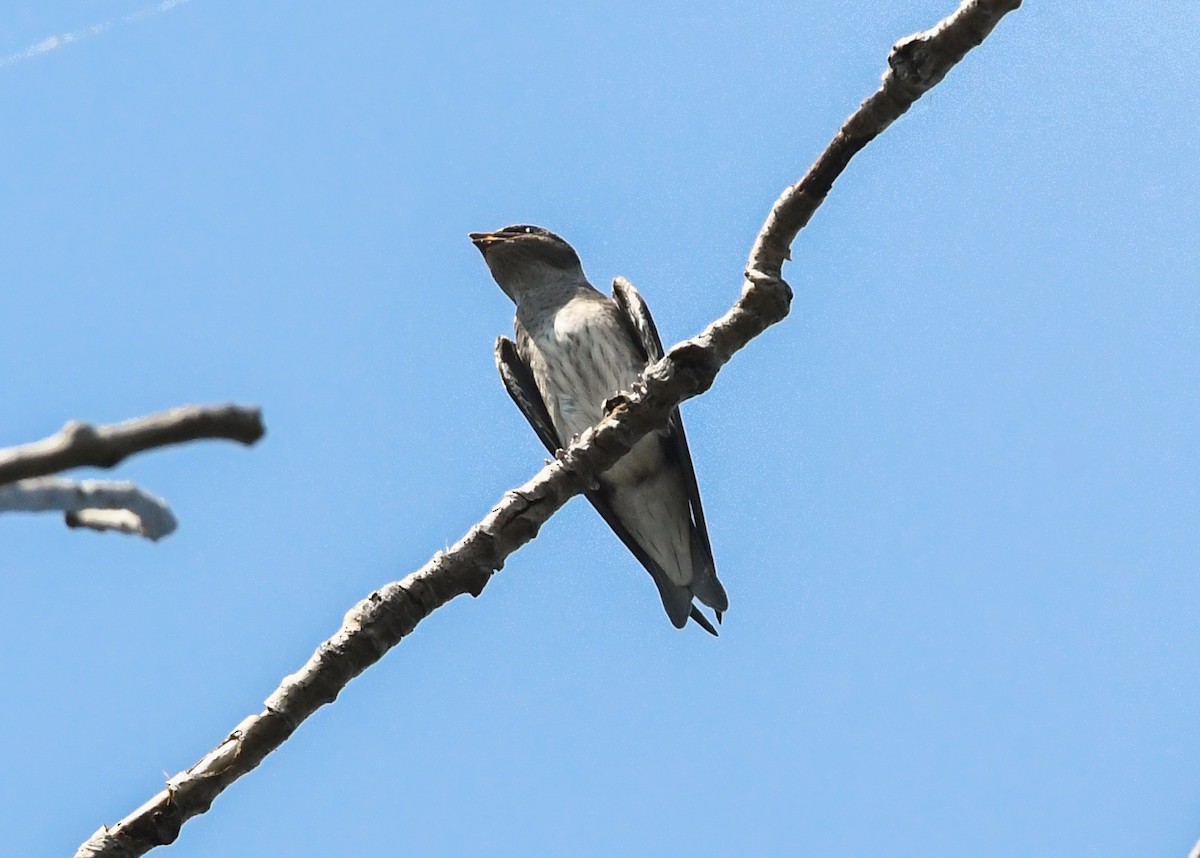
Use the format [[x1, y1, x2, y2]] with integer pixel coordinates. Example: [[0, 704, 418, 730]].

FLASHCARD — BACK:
[[469, 232, 503, 254]]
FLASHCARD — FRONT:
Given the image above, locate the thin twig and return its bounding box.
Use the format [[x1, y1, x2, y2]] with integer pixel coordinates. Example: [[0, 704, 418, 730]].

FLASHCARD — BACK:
[[66, 508, 164, 539], [75, 2, 1021, 855], [0, 404, 265, 487], [0, 477, 178, 540], [749, 0, 1022, 279]]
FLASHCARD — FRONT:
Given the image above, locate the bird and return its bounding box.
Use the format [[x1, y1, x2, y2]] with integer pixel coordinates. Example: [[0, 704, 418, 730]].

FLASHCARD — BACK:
[[470, 224, 728, 634]]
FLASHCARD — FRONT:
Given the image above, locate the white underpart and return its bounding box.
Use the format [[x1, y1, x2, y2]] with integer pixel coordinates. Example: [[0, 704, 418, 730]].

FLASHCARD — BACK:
[[525, 293, 694, 587]]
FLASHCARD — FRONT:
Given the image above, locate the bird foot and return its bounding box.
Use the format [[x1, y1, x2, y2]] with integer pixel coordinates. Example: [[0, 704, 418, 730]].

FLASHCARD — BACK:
[[552, 445, 600, 490]]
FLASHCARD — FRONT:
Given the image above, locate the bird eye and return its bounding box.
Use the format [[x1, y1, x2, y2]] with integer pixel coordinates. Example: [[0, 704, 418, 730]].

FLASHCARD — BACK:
[[497, 224, 547, 239]]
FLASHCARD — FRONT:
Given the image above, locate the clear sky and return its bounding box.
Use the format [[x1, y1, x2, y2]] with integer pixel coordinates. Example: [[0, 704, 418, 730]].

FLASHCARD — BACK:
[[2, 2, 1198, 856]]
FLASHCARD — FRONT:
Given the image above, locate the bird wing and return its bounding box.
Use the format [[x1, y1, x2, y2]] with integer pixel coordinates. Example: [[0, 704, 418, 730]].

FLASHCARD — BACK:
[[495, 336, 561, 456], [494, 332, 717, 635], [611, 277, 727, 617]]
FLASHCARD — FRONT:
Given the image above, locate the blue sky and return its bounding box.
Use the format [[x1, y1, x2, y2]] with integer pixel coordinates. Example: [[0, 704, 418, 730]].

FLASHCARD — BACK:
[[2, 2, 1198, 855]]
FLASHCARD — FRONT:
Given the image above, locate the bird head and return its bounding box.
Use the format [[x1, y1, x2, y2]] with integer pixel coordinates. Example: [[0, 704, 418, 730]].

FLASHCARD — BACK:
[[470, 225, 584, 303]]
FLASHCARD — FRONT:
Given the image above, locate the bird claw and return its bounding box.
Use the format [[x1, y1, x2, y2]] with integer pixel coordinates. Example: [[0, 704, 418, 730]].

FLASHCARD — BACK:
[[552, 445, 599, 490]]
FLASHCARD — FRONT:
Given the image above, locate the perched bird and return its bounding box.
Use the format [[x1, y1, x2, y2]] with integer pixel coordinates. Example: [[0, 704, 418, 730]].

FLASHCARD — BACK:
[[471, 224, 727, 634]]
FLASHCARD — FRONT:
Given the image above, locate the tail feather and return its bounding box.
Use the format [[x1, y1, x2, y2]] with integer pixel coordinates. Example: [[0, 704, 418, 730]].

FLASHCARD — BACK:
[[689, 528, 729, 613], [689, 606, 719, 637], [649, 572, 693, 629]]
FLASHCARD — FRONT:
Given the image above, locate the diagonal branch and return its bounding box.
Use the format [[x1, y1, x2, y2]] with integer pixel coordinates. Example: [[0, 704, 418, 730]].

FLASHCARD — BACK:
[[750, 0, 1022, 279], [0, 477, 178, 541], [75, 2, 1021, 855], [0, 403, 265, 487]]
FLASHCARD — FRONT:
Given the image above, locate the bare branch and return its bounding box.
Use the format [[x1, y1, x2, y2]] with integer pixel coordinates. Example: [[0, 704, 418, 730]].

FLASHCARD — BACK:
[[749, 0, 1023, 279], [0, 404, 265, 487], [75, 2, 1021, 855], [66, 508, 162, 539], [0, 477, 178, 540]]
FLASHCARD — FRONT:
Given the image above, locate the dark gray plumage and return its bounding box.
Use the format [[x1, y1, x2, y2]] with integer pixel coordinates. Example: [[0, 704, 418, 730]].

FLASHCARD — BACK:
[[471, 225, 728, 634]]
